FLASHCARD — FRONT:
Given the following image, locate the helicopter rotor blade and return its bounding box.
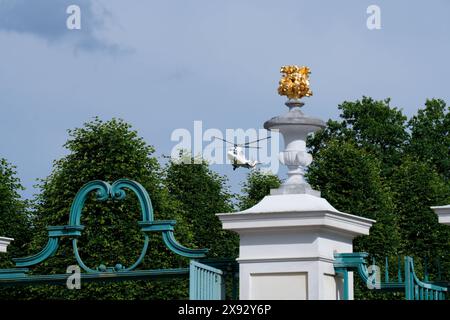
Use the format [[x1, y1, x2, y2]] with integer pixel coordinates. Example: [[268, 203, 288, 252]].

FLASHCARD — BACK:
[[212, 146, 262, 150], [212, 146, 240, 150], [242, 136, 272, 146], [212, 136, 236, 146]]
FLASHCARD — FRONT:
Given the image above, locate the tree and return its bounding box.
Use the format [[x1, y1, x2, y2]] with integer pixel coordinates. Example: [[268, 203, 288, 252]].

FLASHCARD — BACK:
[[238, 170, 281, 210], [164, 152, 238, 259], [306, 141, 400, 258], [407, 99, 450, 181], [306, 139, 401, 300], [306, 96, 450, 298], [0, 158, 30, 268], [308, 97, 408, 176], [1, 118, 195, 299], [389, 157, 450, 281]]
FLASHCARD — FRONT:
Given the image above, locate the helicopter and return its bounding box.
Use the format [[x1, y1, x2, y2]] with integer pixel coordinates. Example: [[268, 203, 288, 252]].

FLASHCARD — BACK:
[[213, 136, 271, 170]]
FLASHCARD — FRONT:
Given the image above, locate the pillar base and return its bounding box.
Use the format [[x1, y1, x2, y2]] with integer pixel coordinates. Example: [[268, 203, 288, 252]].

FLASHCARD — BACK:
[[217, 193, 374, 300]]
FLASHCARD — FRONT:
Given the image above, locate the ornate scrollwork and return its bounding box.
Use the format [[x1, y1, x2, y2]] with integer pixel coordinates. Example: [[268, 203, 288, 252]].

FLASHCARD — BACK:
[[12, 179, 208, 273]]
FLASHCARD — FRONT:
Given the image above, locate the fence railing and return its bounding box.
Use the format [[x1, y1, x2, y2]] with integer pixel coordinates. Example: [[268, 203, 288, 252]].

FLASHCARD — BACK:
[[189, 260, 224, 300], [334, 252, 448, 300], [404, 256, 447, 300]]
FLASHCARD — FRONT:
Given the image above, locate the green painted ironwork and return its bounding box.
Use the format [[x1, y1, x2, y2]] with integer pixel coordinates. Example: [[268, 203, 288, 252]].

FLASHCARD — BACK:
[[189, 260, 223, 300], [334, 252, 448, 300], [1, 179, 215, 299], [404, 256, 447, 300], [0, 268, 190, 286], [198, 258, 239, 300]]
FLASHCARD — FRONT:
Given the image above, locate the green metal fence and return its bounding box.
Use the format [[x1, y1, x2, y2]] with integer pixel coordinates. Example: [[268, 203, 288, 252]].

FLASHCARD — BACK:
[[0, 179, 219, 300], [404, 256, 447, 300], [334, 252, 448, 300], [189, 261, 224, 300]]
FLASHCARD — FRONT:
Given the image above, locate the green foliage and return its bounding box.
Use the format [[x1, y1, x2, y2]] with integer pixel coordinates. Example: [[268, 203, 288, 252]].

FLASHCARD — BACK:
[[0, 118, 194, 299], [307, 96, 450, 299], [306, 140, 402, 298], [390, 158, 450, 268], [0, 158, 30, 269], [238, 170, 281, 210], [165, 152, 238, 259], [407, 99, 450, 181], [309, 97, 408, 176], [307, 141, 400, 259]]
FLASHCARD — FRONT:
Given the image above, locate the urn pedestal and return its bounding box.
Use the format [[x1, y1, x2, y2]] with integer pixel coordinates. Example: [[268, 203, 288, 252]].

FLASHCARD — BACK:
[[217, 99, 375, 299]]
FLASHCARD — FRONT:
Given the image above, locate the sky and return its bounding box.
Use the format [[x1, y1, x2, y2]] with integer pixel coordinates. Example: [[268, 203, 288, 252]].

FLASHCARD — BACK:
[[0, 0, 449, 200]]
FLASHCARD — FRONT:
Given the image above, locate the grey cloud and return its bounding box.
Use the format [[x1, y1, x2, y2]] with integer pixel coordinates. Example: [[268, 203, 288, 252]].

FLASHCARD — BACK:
[[0, 0, 123, 53]]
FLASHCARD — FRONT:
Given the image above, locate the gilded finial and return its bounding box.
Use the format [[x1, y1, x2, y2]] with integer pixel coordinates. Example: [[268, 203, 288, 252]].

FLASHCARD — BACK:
[[278, 65, 313, 100]]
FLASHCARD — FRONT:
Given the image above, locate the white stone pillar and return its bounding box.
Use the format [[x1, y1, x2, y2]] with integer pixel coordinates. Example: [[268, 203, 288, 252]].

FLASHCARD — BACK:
[[217, 73, 375, 299], [0, 237, 13, 253], [431, 205, 450, 226], [217, 194, 373, 300]]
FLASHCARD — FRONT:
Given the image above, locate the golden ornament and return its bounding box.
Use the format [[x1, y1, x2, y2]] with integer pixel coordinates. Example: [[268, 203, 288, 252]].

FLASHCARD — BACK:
[[278, 65, 313, 100]]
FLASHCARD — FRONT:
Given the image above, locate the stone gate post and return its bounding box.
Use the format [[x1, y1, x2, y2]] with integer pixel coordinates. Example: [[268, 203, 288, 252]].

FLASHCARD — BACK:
[[217, 66, 374, 300]]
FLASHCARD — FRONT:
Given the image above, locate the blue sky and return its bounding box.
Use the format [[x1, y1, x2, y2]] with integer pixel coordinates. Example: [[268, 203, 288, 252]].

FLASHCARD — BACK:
[[1, 0, 449, 199]]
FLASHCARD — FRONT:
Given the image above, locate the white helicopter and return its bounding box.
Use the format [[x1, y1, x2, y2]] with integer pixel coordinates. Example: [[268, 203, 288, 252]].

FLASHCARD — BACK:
[[213, 136, 271, 170]]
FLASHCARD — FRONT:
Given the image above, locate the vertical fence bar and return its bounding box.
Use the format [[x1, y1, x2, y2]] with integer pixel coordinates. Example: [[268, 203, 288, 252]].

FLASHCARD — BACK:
[[203, 269, 207, 299], [343, 270, 349, 300], [212, 274, 216, 299], [199, 267, 202, 299], [209, 271, 213, 299], [220, 272, 226, 299], [189, 262, 196, 300], [201, 269, 205, 299], [404, 257, 411, 300], [205, 270, 208, 299], [385, 257, 389, 283], [199, 268, 202, 299]]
